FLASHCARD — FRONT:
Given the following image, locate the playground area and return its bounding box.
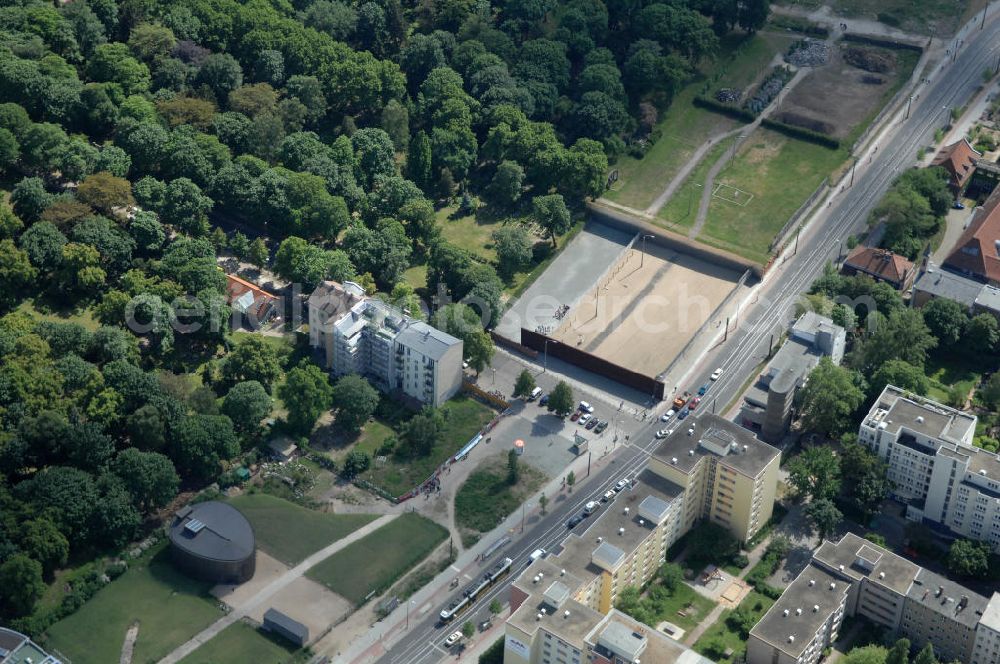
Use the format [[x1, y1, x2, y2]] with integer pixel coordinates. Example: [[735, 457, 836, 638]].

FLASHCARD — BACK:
[[690, 565, 753, 609], [547, 241, 740, 377]]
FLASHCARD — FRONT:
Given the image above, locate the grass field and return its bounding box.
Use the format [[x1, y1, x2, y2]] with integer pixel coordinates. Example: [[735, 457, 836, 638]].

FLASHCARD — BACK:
[[45, 547, 222, 664], [776, 0, 984, 35], [693, 590, 777, 663], [455, 454, 547, 547], [17, 299, 100, 331], [657, 140, 731, 231], [603, 31, 797, 211], [307, 512, 448, 605], [227, 493, 377, 565], [362, 396, 495, 497], [698, 129, 846, 264], [178, 622, 305, 664], [924, 352, 982, 406]]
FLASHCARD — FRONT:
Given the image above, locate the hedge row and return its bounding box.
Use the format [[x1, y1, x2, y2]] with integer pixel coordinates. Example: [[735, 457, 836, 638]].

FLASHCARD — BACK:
[[693, 95, 757, 123], [761, 118, 841, 149], [769, 15, 830, 37], [842, 33, 924, 54]]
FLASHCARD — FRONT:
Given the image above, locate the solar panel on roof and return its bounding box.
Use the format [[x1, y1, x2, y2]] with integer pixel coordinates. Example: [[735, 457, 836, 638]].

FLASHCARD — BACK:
[[185, 519, 206, 534]]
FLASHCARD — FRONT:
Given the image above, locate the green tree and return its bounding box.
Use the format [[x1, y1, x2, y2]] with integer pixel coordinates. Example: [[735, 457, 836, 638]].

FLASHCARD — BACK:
[[513, 369, 537, 398], [461, 620, 474, 639], [170, 414, 240, 481], [947, 539, 991, 578], [196, 53, 243, 102], [548, 380, 574, 417], [533, 194, 571, 248], [921, 297, 967, 348], [798, 357, 865, 436], [18, 518, 69, 577], [87, 43, 150, 95], [248, 237, 269, 268], [492, 225, 532, 279], [806, 498, 843, 541], [161, 177, 213, 234], [0, 239, 37, 310], [886, 639, 910, 664], [341, 449, 371, 478], [11, 176, 52, 222], [222, 336, 282, 391], [401, 407, 444, 457], [331, 374, 379, 433], [0, 554, 44, 617], [489, 598, 502, 616], [840, 442, 891, 521], [274, 236, 354, 288], [859, 308, 936, 372], [110, 448, 180, 512], [464, 330, 495, 376], [76, 171, 135, 215], [488, 161, 525, 208], [407, 130, 432, 190], [278, 363, 334, 435], [841, 646, 888, 664], [870, 359, 930, 397], [538, 492, 548, 515], [787, 447, 841, 501], [507, 448, 519, 485], [913, 643, 938, 664], [221, 381, 272, 434], [128, 22, 176, 61], [981, 371, 1000, 409], [965, 313, 1000, 354]]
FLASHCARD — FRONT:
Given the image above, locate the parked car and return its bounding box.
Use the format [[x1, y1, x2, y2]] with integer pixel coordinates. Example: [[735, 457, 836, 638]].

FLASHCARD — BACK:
[[954, 200, 966, 209], [579, 413, 592, 425], [660, 409, 676, 422], [689, 397, 702, 410], [614, 478, 630, 492], [585, 417, 599, 430], [567, 515, 583, 528], [584, 501, 599, 515], [445, 632, 463, 647], [677, 406, 690, 420], [655, 429, 670, 439], [539, 394, 550, 406], [528, 387, 542, 401], [479, 618, 492, 632], [570, 411, 581, 422], [529, 548, 547, 563], [602, 489, 616, 502], [711, 367, 723, 381], [697, 383, 710, 396], [594, 420, 608, 433], [578, 401, 595, 414]]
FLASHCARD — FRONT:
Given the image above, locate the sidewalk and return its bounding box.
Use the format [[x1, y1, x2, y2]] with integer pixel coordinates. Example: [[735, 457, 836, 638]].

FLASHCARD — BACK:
[[157, 514, 398, 664], [331, 440, 632, 663]]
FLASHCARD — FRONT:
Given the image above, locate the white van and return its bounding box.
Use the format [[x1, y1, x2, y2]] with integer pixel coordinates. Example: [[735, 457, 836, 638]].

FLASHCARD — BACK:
[[529, 548, 547, 563], [578, 401, 595, 414], [584, 501, 599, 515], [528, 387, 543, 401]]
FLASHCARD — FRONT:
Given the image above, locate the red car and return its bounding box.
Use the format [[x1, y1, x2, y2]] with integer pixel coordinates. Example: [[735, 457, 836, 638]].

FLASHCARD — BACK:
[[570, 411, 581, 421], [689, 397, 702, 410]]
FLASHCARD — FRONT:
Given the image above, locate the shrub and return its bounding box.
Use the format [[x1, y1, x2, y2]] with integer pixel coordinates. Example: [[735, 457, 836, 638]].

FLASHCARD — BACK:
[[761, 118, 841, 149], [693, 96, 757, 123]]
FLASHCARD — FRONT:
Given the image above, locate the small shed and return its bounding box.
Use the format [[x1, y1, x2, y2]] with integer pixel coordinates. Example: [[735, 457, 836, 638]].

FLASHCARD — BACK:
[[267, 436, 298, 463], [263, 608, 309, 647]]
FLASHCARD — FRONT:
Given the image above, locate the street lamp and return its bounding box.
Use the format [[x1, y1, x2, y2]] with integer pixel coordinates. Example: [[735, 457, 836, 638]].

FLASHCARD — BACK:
[[543, 339, 558, 373], [640, 234, 654, 268]]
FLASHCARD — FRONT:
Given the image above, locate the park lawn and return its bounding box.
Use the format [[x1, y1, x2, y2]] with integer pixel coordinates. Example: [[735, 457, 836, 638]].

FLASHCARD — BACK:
[[45, 547, 222, 664], [17, 299, 100, 331], [693, 591, 777, 663], [777, 0, 983, 34], [307, 512, 448, 605], [655, 582, 716, 632], [362, 396, 495, 497], [656, 140, 730, 231], [402, 264, 429, 291], [603, 31, 796, 211], [178, 622, 304, 664], [699, 129, 846, 264], [325, 417, 397, 462], [455, 454, 547, 547], [924, 352, 983, 405], [227, 493, 377, 565]]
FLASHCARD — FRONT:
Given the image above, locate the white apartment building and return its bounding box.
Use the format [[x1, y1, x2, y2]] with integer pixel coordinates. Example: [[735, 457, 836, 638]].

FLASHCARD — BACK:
[[308, 281, 463, 407], [748, 533, 1000, 664], [860, 385, 1000, 552]]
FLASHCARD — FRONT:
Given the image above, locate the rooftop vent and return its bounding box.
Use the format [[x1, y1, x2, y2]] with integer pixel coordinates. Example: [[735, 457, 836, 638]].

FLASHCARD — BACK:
[[980, 469, 988, 476], [619, 527, 625, 536], [809, 579, 815, 587], [788, 636, 795, 644], [564, 610, 570, 619], [813, 605, 819, 612], [533, 575, 540, 584], [916, 416, 925, 424], [624, 507, 630, 515], [672, 457, 678, 464], [687, 428, 695, 436], [796, 608, 803, 616], [597, 537, 603, 543], [537, 613, 543, 621], [783, 609, 790, 617], [561, 569, 566, 576], [838, 565, 845, 572], [743, 444, 749, 453], [541, 608, 547, 615], [689, 449, 695, 456], [830, 583, 836, 590], [879, 572, 885, 579], [639, 519, 645, 527]]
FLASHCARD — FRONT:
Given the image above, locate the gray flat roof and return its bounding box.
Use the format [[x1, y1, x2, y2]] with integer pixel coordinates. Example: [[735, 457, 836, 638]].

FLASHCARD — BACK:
[[395, 320, 461, 360], [813, 533, 919, 596], [744, 337, 822, 407], [870, 386, 977, 446], [907, 569, 989, 629], [169, 501, 255, 563], [652, 414, 779, 478], [913, 267, 982, 308], [749, 563, 849, 658], [264, 607, 309, 641]]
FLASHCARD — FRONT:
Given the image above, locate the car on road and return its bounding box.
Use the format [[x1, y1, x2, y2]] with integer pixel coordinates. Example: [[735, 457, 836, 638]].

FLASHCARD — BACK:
[[954, 200, 966, 209], [602, 489, 616, 502], [445, 632, 463, 647], [660, 409, 676, 422], [677, 406, 690, 420], [539, 394, 549, 406], [578, 401, 595, 414], [697, 383, 710, 396], [614, 478, 630, 492], [584, 500, 599, 515], [570, 411, 581, 422], [579, 413, 592, 425], [529, 548, 547, 563], [711, 367, 723, 381], [689, 397, 702, 410], [585, 417, 598, 430], [479, 618, 492, 632], [567, 514, 583, 528], [655, 429, 670, 439], [594, 420, 608, 433]]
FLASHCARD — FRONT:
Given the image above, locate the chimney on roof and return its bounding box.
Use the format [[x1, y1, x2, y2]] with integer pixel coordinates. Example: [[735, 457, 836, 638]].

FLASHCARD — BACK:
[[937, 585, 944, 597], [619, 527, 625, 536]]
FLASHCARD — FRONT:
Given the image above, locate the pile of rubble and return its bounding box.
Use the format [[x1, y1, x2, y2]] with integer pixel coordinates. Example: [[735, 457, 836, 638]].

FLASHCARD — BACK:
[[715, 88, 741, 103], [745, 68, 792, 115], [785, 39, 829, 67]]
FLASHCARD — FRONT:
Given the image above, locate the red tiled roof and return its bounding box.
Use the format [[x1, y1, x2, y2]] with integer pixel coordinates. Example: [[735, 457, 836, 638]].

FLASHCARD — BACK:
[[226, 274, 278, 322], [944, 187, 1000, 284], [931, 139, 982, 189], [843, 245, 914, 286]]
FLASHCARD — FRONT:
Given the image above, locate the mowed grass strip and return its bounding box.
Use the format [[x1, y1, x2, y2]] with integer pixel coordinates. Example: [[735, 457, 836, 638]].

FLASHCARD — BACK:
[[45, 548, 222, 664], [363, 396, 495, 497], [228, 493, 377, 565], [178, 621, 304, 664], [306, 512, 448, 605], [699, 129, 845, 264], [656, 139, 731, 231], [604, 31, 797, 211]]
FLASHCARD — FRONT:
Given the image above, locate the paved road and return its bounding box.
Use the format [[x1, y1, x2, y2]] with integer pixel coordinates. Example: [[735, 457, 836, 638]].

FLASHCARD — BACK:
[[371, 12, 1000, 664]]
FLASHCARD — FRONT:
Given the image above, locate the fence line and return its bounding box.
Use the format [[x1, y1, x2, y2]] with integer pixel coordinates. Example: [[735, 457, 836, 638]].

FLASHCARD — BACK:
[[769, 177, 828, 253]]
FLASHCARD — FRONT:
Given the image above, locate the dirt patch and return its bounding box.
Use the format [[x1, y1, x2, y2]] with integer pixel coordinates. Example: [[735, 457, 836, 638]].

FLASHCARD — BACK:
[[743, 137, 783, 165], [212, 550, 289, 608], [776, 42, 911, 139], [246, 577, 352, 644]]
